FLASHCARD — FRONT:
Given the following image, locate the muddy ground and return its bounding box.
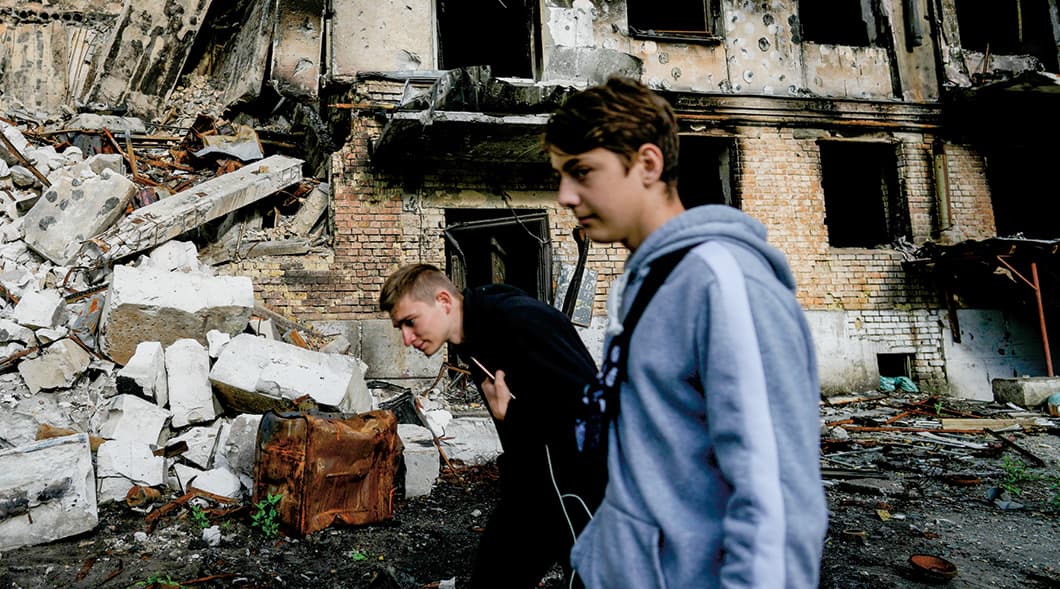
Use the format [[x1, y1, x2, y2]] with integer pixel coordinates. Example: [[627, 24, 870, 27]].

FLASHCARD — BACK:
[[1, 395, 1059, 589]]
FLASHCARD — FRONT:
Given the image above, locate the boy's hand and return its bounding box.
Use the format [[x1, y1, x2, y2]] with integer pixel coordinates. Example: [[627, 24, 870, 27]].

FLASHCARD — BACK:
[[481, 370, 512, 421]]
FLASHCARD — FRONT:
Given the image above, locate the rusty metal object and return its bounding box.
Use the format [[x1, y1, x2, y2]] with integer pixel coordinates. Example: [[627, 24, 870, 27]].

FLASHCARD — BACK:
[[253, 409, 403, 537], [125, 485, 162, 508]]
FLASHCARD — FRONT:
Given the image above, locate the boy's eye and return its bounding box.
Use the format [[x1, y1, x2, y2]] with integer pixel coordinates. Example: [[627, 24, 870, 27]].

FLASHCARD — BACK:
[[571, 167, 590, 180]]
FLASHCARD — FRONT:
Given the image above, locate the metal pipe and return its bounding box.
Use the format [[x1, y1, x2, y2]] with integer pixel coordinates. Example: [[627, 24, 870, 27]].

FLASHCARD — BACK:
[[1031, 262, 1053, 376]]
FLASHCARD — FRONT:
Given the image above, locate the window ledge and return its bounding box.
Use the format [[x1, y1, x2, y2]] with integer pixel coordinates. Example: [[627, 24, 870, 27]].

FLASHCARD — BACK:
[[628, 28, 723, 46]]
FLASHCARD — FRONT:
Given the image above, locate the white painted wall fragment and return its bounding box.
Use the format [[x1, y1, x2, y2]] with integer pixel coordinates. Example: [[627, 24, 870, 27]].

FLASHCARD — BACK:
[[116, 341, 169, 405], [209, 333, 372, 414], [165, 339, 220, 428], [0, 434, 98, 551], [98, 394, 171, 447], [17, 339, 92, 394], [398, 423, 439, 498], [95, 439, 166, 504], [436, 416, 502, 466], [99, 264, 254, 365], [12, 288, 65, 330]]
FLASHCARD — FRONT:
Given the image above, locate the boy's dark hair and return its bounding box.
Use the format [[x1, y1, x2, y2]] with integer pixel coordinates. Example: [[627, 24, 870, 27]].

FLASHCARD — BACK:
[[543, 76, 680, 184], [379, 263, 459, 313]]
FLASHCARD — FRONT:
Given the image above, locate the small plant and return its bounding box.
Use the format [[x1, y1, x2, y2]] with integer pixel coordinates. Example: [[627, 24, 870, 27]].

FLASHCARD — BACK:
[[1000, 455, 1037, 496], [933, 400, 944, 416], [251, 493, 283, 538], [350, 549, 369, 561], [188, 504, 210, 529], [131, 573, 182, 588]]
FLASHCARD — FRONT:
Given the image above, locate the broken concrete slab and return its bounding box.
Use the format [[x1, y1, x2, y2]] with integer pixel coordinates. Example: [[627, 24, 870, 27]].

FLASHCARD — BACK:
[[271, 0, 323, 99], [436, 416, 502, 466], [12, 288, 65, 330], [95, 438, 167, 504], [99, 264, 254, 365], [17, 339, 92, 394], [0, 317, 34, 345], [79, 0, 214, 117], [397, 423, 439, 499], [169, 422, 222, 470], [218, 413, 262, 491], [97, 394, 171, 447], [0, 434, 98, 552], [209, 333, 372, 414], [116, 341, 169, 406], [76, 154, 304, 268], [22, 168, 137, 265], [288, 182, 328, 236], [165, 338, 220, 429], [185, 466, 242, 500], [993, 376, 1060, 409]]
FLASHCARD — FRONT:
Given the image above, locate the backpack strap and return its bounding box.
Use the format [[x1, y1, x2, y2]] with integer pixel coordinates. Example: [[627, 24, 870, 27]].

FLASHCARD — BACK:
[[616, 244, 696, 373]]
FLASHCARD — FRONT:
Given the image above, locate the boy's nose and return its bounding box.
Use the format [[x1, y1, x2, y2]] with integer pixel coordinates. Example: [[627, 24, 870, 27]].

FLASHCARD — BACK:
[[401, 327, 415, 346], [556, 177, 579, 208]]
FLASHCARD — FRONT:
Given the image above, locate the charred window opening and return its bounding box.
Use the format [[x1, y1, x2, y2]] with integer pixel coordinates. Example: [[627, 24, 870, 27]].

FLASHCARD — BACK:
[[443, 209, 552, 302], [627, 0, 720, 42], [878, 352, 913, 378], [819, 141, 907, 248], [678, 135, 739, 209], [955, 0, 1059, 72], [798, 0, 874, 46], [987, 146, 1059, 239], [436, 0, 537, 78]]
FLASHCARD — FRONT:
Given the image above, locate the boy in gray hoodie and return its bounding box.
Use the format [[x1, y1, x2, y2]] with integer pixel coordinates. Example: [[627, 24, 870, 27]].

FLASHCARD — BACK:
[[524, 76, 829, 588]]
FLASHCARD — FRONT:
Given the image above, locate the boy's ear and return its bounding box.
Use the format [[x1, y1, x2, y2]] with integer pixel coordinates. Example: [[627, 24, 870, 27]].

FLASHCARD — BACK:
[[636, 143, 665, 185], [436, 288, 454, 311]]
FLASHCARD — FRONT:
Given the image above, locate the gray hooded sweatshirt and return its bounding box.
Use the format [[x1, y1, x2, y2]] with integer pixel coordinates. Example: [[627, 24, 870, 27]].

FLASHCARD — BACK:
[[570, 205, 828, 588]]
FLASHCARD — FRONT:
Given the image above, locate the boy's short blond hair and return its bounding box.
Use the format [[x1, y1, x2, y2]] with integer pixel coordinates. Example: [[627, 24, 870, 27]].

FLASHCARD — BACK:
[[379, 263, 459, 313]]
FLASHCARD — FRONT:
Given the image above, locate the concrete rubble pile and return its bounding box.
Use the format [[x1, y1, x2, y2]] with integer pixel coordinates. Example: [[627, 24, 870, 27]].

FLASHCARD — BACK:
[[0, 116, 502, 552]]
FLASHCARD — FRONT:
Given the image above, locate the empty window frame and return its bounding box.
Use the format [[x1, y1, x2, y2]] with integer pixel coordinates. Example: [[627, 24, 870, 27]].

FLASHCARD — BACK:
[[819, 141, 908, 248], [798, 0, 875, 46], [443, 209, 552, 302], [877, 352, 913, 378], [627, 0, 721, 41], [436, 0, 538, 78], [678, 135, 739, 209], [987, 145, 1059, 239], [955, 0, 1059, 71]]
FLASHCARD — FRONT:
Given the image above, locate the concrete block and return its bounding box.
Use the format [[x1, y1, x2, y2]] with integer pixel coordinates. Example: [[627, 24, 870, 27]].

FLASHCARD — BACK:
[[437, 416, 502, 466], [169, 422, 222, 469], [206, 330, 231, 358], [95, 439, 166, 504], [116, 341, 168, 405], [184, 467, 242, 500], [22, 169, 137, 265], [398, 423, 439, 498], [220, 414, 262, 491], [76, 155, 304, 267], [0, 317, 34, 345], [12, 288, 65, 329], [165, 339, 220, 428], [993, 376, 1060, 408], [209, 333, 372, 414], [360, 318, 443, 379], [0, 434, 98, 551], [143, 240, 210, 274], [100, 264, 254, 365], [98, 394, 171, 447], [17, 339, 92, 393]]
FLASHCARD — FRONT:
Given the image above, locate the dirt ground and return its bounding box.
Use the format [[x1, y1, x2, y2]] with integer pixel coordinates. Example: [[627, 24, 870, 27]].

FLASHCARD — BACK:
[[1, 394, 1059, 589]]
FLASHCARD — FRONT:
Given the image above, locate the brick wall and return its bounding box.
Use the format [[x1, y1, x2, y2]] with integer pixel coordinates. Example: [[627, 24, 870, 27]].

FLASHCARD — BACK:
[[234, 112, 997, 389]]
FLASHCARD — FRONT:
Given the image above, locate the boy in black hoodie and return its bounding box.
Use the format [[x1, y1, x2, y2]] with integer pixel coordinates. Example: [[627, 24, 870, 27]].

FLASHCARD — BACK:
[[380, 263, 604, 589]]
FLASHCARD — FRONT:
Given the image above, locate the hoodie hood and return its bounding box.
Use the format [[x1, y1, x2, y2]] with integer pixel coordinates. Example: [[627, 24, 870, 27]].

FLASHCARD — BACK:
[[626, 204, 796, 290]]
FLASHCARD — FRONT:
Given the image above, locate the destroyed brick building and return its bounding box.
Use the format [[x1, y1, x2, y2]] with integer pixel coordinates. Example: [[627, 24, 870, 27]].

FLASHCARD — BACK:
[[3, 0, 1059, 401], [1, 0, 1060, 584]]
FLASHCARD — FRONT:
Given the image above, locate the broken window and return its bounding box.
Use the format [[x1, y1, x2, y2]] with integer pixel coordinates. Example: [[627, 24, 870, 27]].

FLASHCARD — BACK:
[[678, 135, 739, 209], [443, 208, 552, 302], [878, 352, 913, 378], [819, 141, 908, 248], [436, 0, 537, 78], [798, 0, 875, 46], [987, 146, 1058, 239], [627, 0, 721, 41], [955, 0, 1059, 71]]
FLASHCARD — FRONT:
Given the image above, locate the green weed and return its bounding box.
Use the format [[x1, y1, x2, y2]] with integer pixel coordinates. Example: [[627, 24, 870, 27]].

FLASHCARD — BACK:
[[188, 504, 210, 529], [251, 493, 283, 538]]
